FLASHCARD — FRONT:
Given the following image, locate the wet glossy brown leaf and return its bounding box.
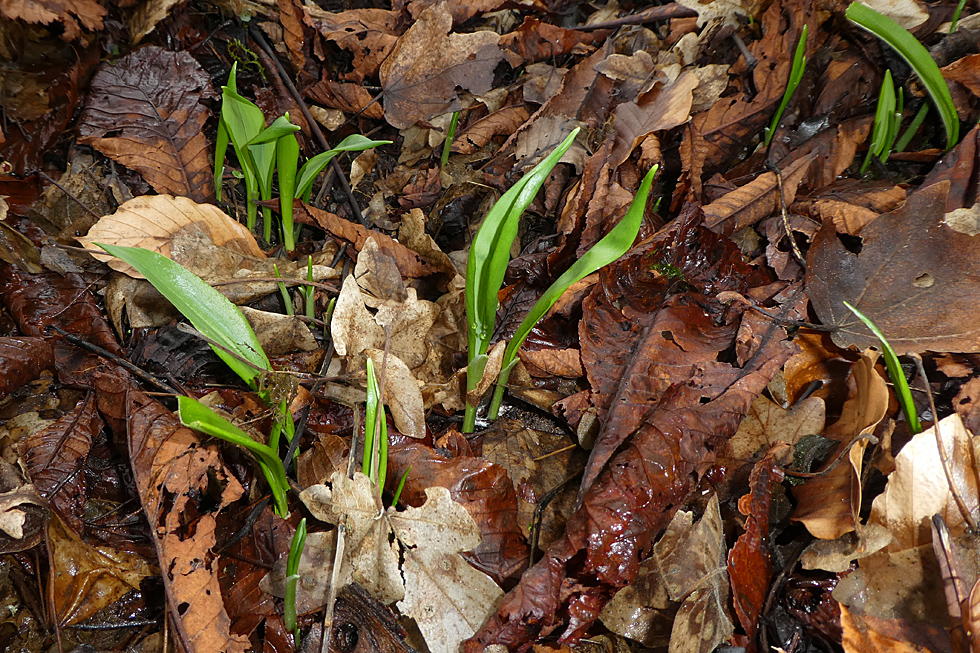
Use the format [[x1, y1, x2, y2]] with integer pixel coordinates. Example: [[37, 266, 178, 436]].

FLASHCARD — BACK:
[[379, 3, 504, 129], [21, 393, 99, 535], [0, 337, 54, 400], [808, 182, 980, 353], [77, 46, 216, 203]]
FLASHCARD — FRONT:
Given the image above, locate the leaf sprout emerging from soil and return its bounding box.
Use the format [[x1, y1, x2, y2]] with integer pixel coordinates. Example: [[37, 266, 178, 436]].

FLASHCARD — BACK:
[[765, 25, 807, 147]]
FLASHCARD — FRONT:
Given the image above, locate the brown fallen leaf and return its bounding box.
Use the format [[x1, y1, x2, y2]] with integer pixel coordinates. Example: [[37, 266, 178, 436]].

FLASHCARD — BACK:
[[518, 348, 584, 378], [364, 348, 426, 439], [808, 181, 980, 353], [0, 0, 105, 41], [128, 0, 183, 44], [378, 3, 504, 129], [304, 7, 400, 82], [703, 154, 815, 235], [406, 0, 506, 25], [79, 194, 264, 274], [296, 202, 438, 277], [305, 77, 385, 120], [610, 70, 699, 167], [498, 17, 608, 66], [0, 337, 54, 400], [452, 106, 531, 155], [77, 46, 216, 203], [792, 350, 888, 540]]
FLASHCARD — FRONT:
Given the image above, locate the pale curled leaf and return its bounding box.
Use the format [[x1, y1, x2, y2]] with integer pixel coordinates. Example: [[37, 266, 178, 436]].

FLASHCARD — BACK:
[[365, 349, 426, 439]]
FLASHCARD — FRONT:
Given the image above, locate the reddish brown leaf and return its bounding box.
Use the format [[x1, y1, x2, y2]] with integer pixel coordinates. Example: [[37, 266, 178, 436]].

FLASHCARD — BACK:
[[0, 336, 54, 399], [277, 0, 308, 77], [21, 393, 99, 535], [305, 7, 400, 82], [294, 202, 438, 277], [305, 78, 384, 119], [808, 181, 980, 353], [93, 372, 250, 653], [498, 18, 609, 66], [0, 263, 121, 355], [379, 3, 504, 129], [387, 441, 528, 582], [77, 46, 216, 203], [465, 212, 796, 649], [921, 123, 980, 212], [610, 71, 699, 168]]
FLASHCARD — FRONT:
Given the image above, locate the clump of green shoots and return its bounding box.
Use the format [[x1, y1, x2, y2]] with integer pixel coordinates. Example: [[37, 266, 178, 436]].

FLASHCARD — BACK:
[[847, 2, 959, 149], [765, 25, 807, 147], [463, 128, 581, 432], [216, 63, 390, 250], [861, 70, 904, 173], [486, 163, 659, 419], [361, 357, 409, 506], [843, 301, 921, 434]]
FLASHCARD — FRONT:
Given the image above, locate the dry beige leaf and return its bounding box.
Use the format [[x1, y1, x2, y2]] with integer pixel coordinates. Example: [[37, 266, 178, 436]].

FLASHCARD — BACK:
[[239, 307, 318, 356], [128, 0, 182, 44], [350, 149, 378, 191], [467, 340, 506, 405], [594, 50, 659, 101], [300, 472, 402, 601], [331, 275, 385, 358], [516, 115, 587, 172], [725, 395, 826, 462], [394, 487, 504, 653], [354, 237, 407, 303], [364, 349, 425, 439], [376, 290, 440, 370], [79, 194, 264, 276], [518, 348, 584, 378], [398, 209, 460, 278], [379, 3, 504, 129]]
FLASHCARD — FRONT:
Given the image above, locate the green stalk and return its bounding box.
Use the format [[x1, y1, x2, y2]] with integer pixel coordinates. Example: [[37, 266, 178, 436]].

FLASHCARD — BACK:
[[487, 164, 658, 419], [441, 111, 460, 169], [765, 25, 807, 147], [284, 517, 307, 644]]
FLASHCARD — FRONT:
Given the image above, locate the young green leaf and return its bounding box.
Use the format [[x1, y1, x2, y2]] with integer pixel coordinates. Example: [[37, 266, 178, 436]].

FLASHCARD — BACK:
[[248, 114, 302, 146], [861, 69, 897, 173], [488, 164, 658, 419], [277, 131, 301, 251], [97, 244, 271, 387], [765, 25, 807, 147], [362, 357, 388, 488], [441, 110, 460, 169], [284, 517, 307, 641], [221, 64, 267, 229], [215, 119, 229, 202], [843, 301, 922, 434], [847, 1, 959, 148], [178, 395, 290, 516], [295, 134, 392, 201], [463, 127, 580, 432]]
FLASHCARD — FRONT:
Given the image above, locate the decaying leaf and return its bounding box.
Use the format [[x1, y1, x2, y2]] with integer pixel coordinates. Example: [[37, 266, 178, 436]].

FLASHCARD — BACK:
[[364, 348, 425, 439], [300, 471, 503, 653], [0, 0, 105, 41], [77, 46, 216, 203], [378, 3, 504, 129], [809, 181, 980, 353]]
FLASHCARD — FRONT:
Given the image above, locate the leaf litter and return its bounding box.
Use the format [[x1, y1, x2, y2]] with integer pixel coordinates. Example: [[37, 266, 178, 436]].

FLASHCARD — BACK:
[[8, 0, 980, 652]]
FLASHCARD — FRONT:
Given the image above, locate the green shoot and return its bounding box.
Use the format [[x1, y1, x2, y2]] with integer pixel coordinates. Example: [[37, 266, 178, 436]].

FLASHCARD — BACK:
[[218, 63, 266, 230], [951, 0, 969, 32], [97, 244, 271, 388], [463, 128, 580, 433], [249, 114, 302, 244], [847, 2, 959, 149], [765, 25, 807, 147], [894, 101, 929, 152], [362, 358, 388, 489], [295, 134, 392, 202], [843, 301, 922, 434], [391, 465, 411, 507], [284, 517, 307, 644], [861, 70, 903, 173], [441, 111, 460, 169], [178, 395, 290, 516], [487, 164, 658, 419], [274, 263, 295, 316], [305, 257, 315, 320]]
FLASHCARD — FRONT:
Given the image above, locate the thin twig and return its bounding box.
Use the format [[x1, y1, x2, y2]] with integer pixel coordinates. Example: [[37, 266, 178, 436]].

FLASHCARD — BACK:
[[911, 353, 977, 532], [576, 4, 697, 31]]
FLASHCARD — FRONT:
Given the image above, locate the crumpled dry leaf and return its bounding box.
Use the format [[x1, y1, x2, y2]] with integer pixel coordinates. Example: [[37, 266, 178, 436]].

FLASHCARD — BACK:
[[305, 7, 400, 82], [379, 3, 504, 129], [77, 46, 216, 203], [610, 69, 699, 167], [240, 307, 318, 356], [300, 471, 503, 653], [0, 0, 105, 41]]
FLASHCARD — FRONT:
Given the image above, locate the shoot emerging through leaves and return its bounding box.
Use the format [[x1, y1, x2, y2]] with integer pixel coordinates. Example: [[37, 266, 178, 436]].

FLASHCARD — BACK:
[[765, 25, 807, 148]]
